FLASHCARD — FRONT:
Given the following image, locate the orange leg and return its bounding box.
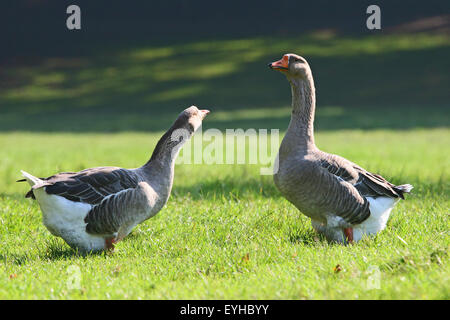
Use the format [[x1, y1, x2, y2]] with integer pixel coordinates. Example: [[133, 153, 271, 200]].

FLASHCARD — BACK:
[[105, 237, 116, 251], [343, 228, 353, 244]]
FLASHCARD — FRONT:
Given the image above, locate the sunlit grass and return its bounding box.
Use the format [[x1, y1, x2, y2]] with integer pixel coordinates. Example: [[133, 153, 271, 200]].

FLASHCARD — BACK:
[[0, 128, 448, 299]]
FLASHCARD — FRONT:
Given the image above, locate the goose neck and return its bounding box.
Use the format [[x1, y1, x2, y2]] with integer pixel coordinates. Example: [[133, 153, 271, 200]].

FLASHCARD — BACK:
[[285, 76, 316, 149], [143, 125, 191, 173]]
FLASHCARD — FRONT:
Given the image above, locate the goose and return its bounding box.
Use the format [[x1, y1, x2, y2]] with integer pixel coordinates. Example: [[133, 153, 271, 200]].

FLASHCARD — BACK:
[[18, 106, 209, 253], [268, 54, 412, 243]]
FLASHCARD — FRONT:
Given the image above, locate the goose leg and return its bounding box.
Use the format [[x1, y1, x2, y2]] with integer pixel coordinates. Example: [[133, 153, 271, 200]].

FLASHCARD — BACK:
[[343, 228, 353, 243], [105, 237, 116, 251], [116, 225, 133, 243]]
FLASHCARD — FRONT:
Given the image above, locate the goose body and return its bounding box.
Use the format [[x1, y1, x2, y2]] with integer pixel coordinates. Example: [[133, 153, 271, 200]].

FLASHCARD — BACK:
[[269, 54, 412, 243], [19, 106, 209, 252]]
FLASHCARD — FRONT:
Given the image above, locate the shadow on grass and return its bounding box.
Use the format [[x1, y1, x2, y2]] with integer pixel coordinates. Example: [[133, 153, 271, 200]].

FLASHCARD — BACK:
[[0, 234, 146, 264], [171, 175, 446, 201], [0, 243, 107, 265], [286, 227, 324, 245], [172, 176, 282, 201], [39, 246, 88, 261], [0, 33, 449, 132]]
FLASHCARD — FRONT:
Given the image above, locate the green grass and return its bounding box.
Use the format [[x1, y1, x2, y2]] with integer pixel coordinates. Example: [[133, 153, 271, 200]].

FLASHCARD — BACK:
[[0, 128, 448, 299], [0, 30, 449, 299]]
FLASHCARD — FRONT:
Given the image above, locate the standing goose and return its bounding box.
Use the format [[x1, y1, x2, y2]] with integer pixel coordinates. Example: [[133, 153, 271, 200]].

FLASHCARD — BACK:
[[269, 54, 412, 243], [18, 106, 209, 253]]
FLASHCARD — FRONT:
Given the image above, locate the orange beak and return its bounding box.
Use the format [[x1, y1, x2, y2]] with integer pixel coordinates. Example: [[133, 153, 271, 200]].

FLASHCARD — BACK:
[[200, 109, 210, 119], [268, 55, 289, 71]]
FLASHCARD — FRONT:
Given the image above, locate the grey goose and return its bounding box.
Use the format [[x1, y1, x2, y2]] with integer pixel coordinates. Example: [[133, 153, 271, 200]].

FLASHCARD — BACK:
[[19, 106, 209, 253], [269, 54, 412, 243]]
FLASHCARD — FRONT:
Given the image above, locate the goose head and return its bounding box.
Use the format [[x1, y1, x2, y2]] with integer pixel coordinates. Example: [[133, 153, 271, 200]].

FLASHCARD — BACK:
[[174, 105, 210, 134], [268, 53, 311, 80], [148, 106, 210, 163]]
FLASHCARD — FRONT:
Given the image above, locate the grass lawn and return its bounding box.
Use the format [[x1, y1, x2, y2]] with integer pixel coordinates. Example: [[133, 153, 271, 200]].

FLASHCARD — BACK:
[[0, 128, 448, 299], [0, 31, 449, 299]]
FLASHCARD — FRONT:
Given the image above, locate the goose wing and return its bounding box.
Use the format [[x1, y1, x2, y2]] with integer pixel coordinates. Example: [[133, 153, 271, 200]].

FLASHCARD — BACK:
[[277, 158, 371, 225], [24, 167, 153, 238], [319, 154, 409, 199], [28, 167, 140, 204], [311, 161, 371, 225], [83, 182, 152, 237]]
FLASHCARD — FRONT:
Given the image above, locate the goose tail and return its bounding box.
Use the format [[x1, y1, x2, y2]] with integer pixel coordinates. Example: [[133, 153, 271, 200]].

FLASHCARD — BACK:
[[394, 184, 413, 199], [19, 170, 42, 186], [396, 184, 413, 193]]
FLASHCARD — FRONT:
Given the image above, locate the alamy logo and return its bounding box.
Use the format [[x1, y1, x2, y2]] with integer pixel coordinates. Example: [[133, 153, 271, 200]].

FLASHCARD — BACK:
[[366, 265, 381, 290], [366, 5, 381, 30], [66, 265, 82, 290], [171, 127, 280, 175], [66, 5, 81, 30]]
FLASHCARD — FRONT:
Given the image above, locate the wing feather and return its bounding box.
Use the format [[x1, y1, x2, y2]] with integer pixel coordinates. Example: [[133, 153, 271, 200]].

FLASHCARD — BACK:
[[84, 183, 152, 236], [27, 167, 140, 205], [319, 154, 405, 199]]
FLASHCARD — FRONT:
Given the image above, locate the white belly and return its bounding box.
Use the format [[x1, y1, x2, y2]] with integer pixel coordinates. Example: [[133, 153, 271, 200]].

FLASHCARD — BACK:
[[352, 196, 398, 241], [33, 188, 106, 253], [311, 196, 399, 243]]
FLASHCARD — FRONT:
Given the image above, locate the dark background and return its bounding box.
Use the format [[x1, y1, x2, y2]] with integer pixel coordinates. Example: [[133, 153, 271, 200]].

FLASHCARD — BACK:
[[0, 0, 449, 132], [2, 0, 449, 53]]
